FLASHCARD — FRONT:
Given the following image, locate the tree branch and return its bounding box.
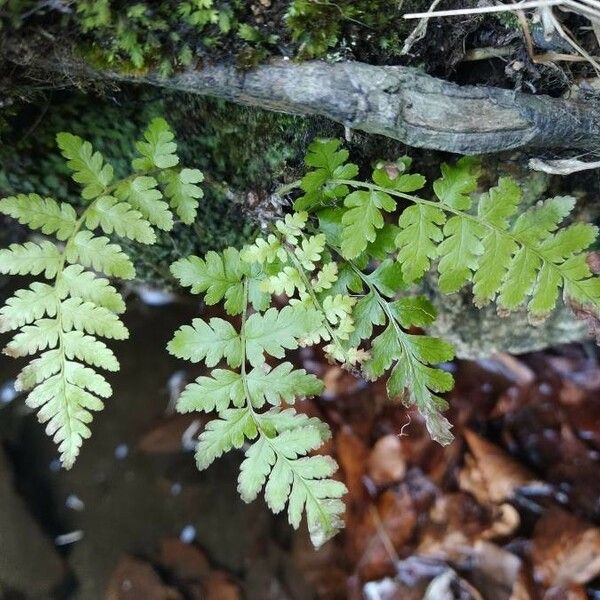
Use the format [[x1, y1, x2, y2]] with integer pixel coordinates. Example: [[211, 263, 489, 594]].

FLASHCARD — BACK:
[[22, 57, 600, 154]]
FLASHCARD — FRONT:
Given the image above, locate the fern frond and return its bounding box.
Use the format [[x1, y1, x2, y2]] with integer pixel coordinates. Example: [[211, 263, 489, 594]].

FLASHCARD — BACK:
[[116, 176, 174, 231], [58, 265, 126, 314], [132, 117, 179, 171], [66, 232, 136, 279], [0, 194, 77, 240], [84, 195, 156, 244], [59, 298, 128, 340], [171, 248, 245, 314], [244, 305, 322, 367], [168, 317, 242, 367], [0, 241, 62, 278], [1, 117, 201, 470], [62, 331, 120, 371], [57, 132, 113, 200], [161, 168, 204, 224], [0, 283, 58, 332], [168, 249, 346, 547]]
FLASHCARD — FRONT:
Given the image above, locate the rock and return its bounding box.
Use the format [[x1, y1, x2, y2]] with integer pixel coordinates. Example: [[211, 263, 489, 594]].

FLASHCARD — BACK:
[[0, 447, 65, 596], [427, 292, 589, 359]]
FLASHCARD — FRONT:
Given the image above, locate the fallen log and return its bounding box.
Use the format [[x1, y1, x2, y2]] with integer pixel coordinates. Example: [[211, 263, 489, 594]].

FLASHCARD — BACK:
[[31, 57, 600, 154]]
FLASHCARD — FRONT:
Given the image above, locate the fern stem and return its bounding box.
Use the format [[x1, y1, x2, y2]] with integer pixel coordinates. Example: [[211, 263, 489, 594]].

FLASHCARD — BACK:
[[333, 178, 599, 309]]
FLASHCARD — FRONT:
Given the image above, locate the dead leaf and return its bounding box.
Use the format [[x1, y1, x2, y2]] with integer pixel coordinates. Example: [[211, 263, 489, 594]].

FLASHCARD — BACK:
[[105, 555, 182, 600], [543, 584, 588, 600], [367, 435, 406, 487], [460, 429, 535, 504], [352, 488, 417, 581], [336, 425, 369, 509], [424, 569, 484, 600], [158, 538, 211, 582], [418, 493, 493, 559], [203, 571, 241, 600], [532, 507, 600, 587], [138, 415, 206, 454], [469, 541, 526, 600]]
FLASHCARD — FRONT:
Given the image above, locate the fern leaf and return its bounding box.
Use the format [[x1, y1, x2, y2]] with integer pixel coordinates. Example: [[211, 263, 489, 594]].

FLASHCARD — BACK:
[[60, 298, 128, 340], [64, 361, 112, 398], [0, 283, 58, 332], [178, 370, 244, 413], [56, 132, 113, 200], [171, 248, 245, 314], [395, 205, 446, 283], [244, 305, 322, 367], [437, 217, 485, 293], [3, 319, 60, 357], [246, 363, 323, 408], [295, 139, 358, 211], [168, 317, 242, 367], [238, 419, 346, 547], [25, 376, 104, 469], [433, 157, 480, 210], [132, 117, 179, 171], [161, 168, 204, 224], [84, 195, 155, 244], [195, 408, 257, 470], [0, 194, 77, 240], [66, 232, 135, 279], [58, 265, 126, 313], [15, 350, 61, 391], [295, 234, 326, 271], [363, 297, 455, 445], [62, 331, 120, 371], [0, 241, 62, 278], [116, 176, 174, 231], [341, 189, 396, 259]]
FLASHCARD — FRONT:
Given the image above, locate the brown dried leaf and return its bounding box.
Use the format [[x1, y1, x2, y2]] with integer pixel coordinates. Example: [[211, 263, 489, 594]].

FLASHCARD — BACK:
[[367, 435, 407, 487], [532, 507, 600, 587], [158, 538, 211, 582], [460, 429, 535, 504], [138, 415, 206, 454], [105, 555, 182, 600]]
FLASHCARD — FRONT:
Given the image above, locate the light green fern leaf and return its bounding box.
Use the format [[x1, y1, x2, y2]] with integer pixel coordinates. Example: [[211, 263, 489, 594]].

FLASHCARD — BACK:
[[168, 317, 242, 367], [0, 283, 58, 332], [58, 265, 126, 314], [244, 305, 322, 367], [161, 168, 204, 224], [341, 189, 396, 259], [0, 241, 62, 278], [395, 204, 446, 283], [66, 232, 135, 279], [56, 132, 113, 200], [115, 176, 174, 231], [132, 117, 179, 171], [0, 194, 77, 240], [84, 195, 155, 244]]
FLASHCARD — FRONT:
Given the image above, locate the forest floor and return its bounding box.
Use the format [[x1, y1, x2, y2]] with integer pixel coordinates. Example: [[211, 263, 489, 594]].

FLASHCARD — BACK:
[[0, 290, 599, 600]]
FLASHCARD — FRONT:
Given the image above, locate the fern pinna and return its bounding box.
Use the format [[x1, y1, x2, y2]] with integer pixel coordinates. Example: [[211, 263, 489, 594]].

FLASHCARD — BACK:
[[0, 118, 203, 468], [168, 139, 600, 545]]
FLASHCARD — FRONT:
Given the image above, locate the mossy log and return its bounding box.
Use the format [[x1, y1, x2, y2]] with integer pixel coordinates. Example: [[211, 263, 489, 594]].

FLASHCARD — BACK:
[[39, 58, 600, 155]]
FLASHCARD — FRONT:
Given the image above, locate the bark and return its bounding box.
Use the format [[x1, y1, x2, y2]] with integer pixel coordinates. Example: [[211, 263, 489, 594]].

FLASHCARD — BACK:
[[36, 57, 600, 154]]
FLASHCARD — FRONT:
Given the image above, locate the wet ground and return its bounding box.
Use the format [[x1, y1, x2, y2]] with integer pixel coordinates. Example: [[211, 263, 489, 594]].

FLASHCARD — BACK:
[[1, 290, 600, 599]]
